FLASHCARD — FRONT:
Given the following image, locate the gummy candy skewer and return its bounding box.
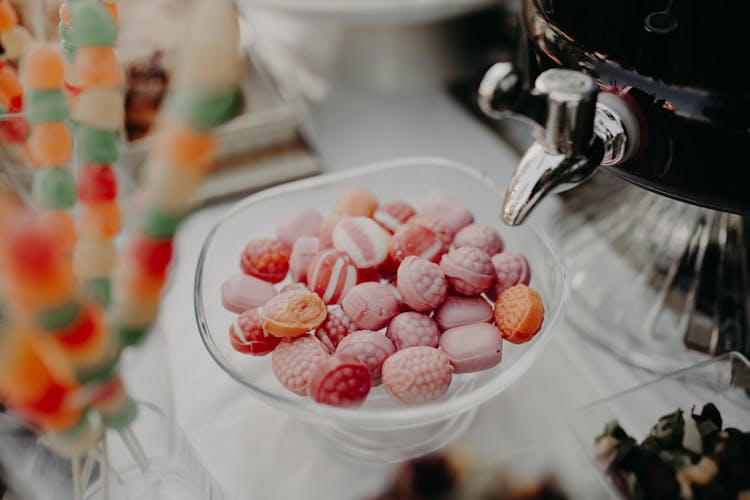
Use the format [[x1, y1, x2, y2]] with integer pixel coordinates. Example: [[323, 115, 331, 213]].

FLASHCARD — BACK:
[[68, 0, 122, 307], [19, 44, 77, 239], [111, 0, 243, 347]]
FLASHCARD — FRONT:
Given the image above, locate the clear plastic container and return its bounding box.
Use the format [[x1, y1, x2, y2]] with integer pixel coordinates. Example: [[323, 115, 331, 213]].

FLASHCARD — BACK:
[[194, 157, 569, 461]]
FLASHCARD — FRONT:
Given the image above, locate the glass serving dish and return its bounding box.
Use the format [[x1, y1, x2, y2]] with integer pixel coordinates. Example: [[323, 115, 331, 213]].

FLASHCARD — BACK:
[[568, 352, 750, 499], [194, 157, 569, 462]]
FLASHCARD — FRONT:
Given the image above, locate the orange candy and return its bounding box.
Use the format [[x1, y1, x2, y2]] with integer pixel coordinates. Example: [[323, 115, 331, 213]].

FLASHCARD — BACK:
[[28, 122, 72, 166], [38, 211, 77, 254], [333, 188, 378, 217], [492, 284, 545, 344], [0, 65, 23, 106], [0, 0, 18, 32], [78, 201, 121, 238], [73, 47, 121, 87], [58, 2, 71, 26], [0, 332, 57, 405], [262, 290, 327, 338], [103, 1, 117, 22], [156, 121, 218, 170], [120, 257, 166, 300], [21, 43, 65, 89]]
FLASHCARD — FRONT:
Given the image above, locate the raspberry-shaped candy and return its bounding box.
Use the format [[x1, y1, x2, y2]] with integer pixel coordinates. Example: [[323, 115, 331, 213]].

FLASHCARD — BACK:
[[373, 201, 416, 233], [382, 347, 452, 404], [487, 251, 531, 301], [229, 308, 281, 355], [439, 247, 495, 296], [336, 330, 396, 386], [396, 256, 448, 313], [307, 353, 371, 407], [493, 284, 544, 344], [453, 223, 504, 256], [418, 194, 473, 236], [386, 312, 440, 350], [240, 238, 290, 284], [272, 336, 329, 395], [315, 305, 355, 352]]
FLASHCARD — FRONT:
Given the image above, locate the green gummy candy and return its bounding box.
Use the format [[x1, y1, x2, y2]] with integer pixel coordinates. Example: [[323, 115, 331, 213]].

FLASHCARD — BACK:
[[58, 22, 73, 42], [118, 324, 149, 347], [76, 356, 119, 384], [71, 0, 116, 47], [38, 299, 81, 332], [26, 90, 69, 124], [101, 396, 138, 430], [83, 277, 111, 306], [0, 103, 8, 114], [169, 87, 243, 131], [61, 38, 76, 63], [76, 126, 119, 164], [139, 208, 184, 239], [32, 167, 76, 210], [56, 413, 91, 439]]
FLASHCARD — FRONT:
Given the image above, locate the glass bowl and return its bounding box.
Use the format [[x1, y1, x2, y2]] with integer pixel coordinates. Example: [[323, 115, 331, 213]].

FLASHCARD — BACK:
[[568, 352, 750, 499], [194, 157, 569, 462]]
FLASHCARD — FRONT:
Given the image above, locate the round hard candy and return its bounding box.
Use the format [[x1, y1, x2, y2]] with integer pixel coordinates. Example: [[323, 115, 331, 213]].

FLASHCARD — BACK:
[[307, 352, 371, 407], [306, 249, 358, 304], [373, 200, 415, 233], [493, 285, 544, 344], [453, 223, 504, 256], [314, 305, 355, 352], [332, 216, 389, 269], [277, 207, 323, 247], [439, 247, 495, 296], [434, 294, 492, 331], [382, 347, 452, 404], [336, 330, 395, 386], [439, 323, 503, 374], [240, 238, 290, 284], [487, 251, 531, 301], [341, 282, 400, 331], [272, 335, 329, 395], [396, 256, 448, 313], [386, 312, 440, 350], [229, 308, 281, 355]]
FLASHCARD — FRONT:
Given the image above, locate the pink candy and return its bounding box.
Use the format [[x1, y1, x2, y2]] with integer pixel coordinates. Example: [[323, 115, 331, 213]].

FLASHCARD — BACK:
[[221, 273, 278, 314], [439, 323, 502, 374], [381, 347, 453, 404], [332, 216, 389, 269], [318, 214, 343, 249], [341, 282, 401, 331], [389, 222, 448, 265], [289, 236, 320, 283], [418, 194, 473, 236], [406, 214, 452, 247], [229, 308, 282, 355], [488, 251, 531, 301], [336, 330, 395, 386], [306, 249, 358, 304], [396, 256, 448, 313], [276, 207, 323, 247], [440, 247, 495, 295], [272, 336, 330, 395], [307, 353, 371, 407], [434, 294, 493, 331], [314, 305, 355, 352], [386, 312, 440, 350], [373, 201, 415, 233], [453, 223, 504, 256]]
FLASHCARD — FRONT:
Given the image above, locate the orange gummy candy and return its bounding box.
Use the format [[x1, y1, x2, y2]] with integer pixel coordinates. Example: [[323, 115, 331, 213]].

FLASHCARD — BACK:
[[120, 257, 166, 301], [156, 121, 218, 170], [263, 290, 327, 338], [0, 333, 56, 404], [58, 2, 71, 26], [21, 43, 65, 90], [38, 211, 77, 254], [28, 122, 72, 166], [73, 47, 121, 88], [0, 0, 18, 32], [333, 188, 378, 217], [78, 201, 121, 239], [102, 1, 117, 22], [493, 284, 545, 344], [0, 65, 23, 106]]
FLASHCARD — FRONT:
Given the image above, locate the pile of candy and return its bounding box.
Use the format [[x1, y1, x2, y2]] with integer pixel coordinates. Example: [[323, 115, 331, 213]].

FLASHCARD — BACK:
[[0, 0, 30, 143], [222, 188, 545, 407], [596, 403, 750, 500]]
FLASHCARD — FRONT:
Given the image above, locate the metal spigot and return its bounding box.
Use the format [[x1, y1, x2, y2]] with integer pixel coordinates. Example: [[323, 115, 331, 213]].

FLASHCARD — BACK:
[[478, 62, 637, 225]]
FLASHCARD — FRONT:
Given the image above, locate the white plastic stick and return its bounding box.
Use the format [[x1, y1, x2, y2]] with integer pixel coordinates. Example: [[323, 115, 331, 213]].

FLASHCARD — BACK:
[[71, 456, 83, 500], [118, 429, 147, 474]]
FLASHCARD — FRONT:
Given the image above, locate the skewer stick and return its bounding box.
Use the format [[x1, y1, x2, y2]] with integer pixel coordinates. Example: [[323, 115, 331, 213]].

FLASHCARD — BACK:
[[71, 455, 83, 500], [118, 428, 147, 474]]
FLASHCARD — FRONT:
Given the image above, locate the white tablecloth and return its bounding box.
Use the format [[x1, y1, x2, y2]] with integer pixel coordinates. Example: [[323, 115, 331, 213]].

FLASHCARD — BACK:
[[161, 79, 660, 499]]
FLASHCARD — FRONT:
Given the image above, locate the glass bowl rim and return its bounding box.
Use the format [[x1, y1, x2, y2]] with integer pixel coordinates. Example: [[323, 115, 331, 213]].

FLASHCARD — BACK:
[[194, 156, 570, 426]]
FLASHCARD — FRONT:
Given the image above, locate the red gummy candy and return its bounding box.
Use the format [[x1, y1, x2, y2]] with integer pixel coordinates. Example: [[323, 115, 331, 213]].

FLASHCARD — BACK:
[[229, 308, 282, 355], [129, 234, 173, 277], [307, 352, 371, 407], [77, 164, 118, 202], [240, 238, 291, 284]]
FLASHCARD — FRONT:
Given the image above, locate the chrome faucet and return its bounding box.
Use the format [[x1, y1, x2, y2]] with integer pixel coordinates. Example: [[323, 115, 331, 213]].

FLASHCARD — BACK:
[[478, 63, 639, 225]]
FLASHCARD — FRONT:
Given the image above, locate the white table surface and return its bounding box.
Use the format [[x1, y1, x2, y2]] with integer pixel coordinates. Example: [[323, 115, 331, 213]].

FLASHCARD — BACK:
[[160, 79, 662, 499]]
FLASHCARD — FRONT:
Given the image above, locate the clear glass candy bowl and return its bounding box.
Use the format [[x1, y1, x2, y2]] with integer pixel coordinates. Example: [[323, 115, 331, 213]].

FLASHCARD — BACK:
[[194, 157, 569, 461]]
